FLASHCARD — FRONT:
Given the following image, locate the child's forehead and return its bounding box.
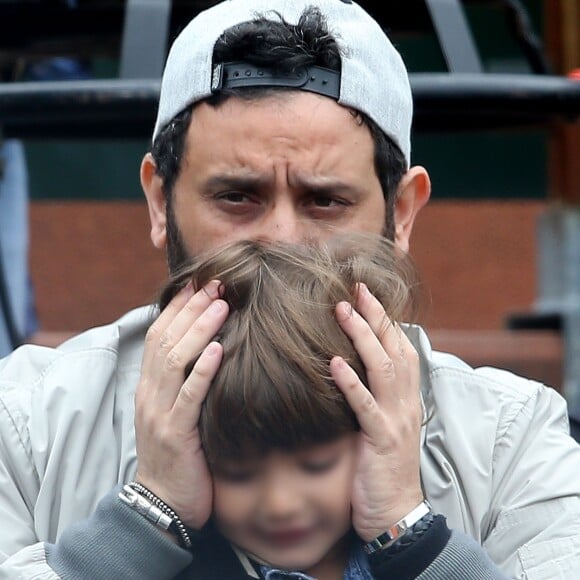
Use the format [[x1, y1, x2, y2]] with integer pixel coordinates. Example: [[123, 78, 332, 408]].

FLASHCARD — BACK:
[[217, 435, 356, 466]]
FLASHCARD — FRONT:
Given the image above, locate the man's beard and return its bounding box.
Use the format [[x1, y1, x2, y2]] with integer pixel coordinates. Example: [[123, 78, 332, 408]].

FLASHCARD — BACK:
[[165, 198, 193, 276]]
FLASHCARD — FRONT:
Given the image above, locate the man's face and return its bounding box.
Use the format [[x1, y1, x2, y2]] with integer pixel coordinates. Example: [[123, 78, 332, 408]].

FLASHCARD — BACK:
[[150, 91, 388, 267], [213, 434, 358, 574]]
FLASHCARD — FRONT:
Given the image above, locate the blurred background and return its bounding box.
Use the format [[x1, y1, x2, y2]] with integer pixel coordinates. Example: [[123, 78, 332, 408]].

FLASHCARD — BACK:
[[1, 1, 579, 404]]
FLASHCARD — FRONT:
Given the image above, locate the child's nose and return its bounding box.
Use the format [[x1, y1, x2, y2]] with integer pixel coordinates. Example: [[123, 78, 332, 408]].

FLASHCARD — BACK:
[[261, 483, 303, 519]]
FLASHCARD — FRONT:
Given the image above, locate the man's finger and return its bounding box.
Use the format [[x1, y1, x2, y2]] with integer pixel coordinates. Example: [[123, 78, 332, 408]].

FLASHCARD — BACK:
[[329, 356, 388, 440], [172, 341, 223, 431], [141, 282, 194, 375], [354, 284, 420, 397], [146, 280, 221, 385], [335, 301, 401, 406], [355, 283, 408, 362], [154, 299, 229, 410]]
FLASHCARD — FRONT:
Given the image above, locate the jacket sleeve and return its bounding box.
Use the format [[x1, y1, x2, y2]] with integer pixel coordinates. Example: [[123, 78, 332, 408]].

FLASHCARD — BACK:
[[0, 382, 43, 570], [480, 378, 580, 578], [0, 387, 192, 580], [0, 487, 193, 580]]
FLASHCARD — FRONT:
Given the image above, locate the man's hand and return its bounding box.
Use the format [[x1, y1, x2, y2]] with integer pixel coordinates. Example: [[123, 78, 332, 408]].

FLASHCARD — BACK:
[[134, 280, 228, 531], [330, 283, 424, 542]]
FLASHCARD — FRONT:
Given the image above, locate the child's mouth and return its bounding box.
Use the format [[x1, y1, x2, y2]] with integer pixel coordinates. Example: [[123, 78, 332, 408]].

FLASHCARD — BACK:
[[261, 527, 313, 546]]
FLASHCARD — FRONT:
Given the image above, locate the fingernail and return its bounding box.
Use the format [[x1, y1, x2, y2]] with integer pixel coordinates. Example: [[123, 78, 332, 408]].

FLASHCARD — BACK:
[[203, 280, 221, 299], [209, 300, 225, 314], [337, 301, 353, 320], [358, 283, 370, 297], [206, 342, 221, 356]]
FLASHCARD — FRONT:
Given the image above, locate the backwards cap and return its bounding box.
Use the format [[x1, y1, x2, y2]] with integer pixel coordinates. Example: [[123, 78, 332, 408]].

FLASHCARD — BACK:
[[153, 0, 413, 164]]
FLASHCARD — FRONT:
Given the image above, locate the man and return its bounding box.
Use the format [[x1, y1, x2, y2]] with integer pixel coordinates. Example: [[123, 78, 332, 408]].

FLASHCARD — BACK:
[[1, 1, 579, 578]]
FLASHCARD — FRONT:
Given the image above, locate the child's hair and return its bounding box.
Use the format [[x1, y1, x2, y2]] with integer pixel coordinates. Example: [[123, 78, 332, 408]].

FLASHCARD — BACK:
[[158, 233, 421, 468]]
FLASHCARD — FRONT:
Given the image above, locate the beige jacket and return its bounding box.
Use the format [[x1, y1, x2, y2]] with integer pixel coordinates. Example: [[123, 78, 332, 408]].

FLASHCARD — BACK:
[[0, 306, 579, 579]]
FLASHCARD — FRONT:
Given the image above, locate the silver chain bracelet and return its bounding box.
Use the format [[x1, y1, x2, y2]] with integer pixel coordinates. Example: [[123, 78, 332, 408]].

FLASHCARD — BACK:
[[118, 482, 193, 549]]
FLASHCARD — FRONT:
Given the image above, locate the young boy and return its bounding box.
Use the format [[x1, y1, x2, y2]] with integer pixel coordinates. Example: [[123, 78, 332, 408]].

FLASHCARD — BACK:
[[129, 235, 500, 579]]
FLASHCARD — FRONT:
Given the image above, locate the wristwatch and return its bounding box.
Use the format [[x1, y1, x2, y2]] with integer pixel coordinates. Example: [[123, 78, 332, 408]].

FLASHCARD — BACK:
[[363, 500, 433, 554]]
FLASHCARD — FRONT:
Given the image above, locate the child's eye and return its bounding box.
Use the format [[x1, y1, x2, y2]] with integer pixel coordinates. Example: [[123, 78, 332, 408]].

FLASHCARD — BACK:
[[215, 470, 256, 484], [301, 457, 338, 474]]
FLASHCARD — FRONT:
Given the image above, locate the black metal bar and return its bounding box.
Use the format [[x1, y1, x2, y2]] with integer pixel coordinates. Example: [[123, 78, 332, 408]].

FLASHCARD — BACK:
[[424, 0, 483, 73], [411, 73, 580, 129], [0, 74, 579, 139], [120, 0, 172, 79], [0, 79, 158, 139], [501, 0, 552, 75]]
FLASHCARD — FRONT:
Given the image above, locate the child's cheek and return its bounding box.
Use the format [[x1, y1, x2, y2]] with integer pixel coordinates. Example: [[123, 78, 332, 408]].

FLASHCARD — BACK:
[[213, 481, 257, 529]]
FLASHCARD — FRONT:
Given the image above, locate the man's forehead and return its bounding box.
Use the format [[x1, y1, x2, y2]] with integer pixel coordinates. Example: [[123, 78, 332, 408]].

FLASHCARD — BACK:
[[179, 93, 379, 196], [186, 93, 375, 164]]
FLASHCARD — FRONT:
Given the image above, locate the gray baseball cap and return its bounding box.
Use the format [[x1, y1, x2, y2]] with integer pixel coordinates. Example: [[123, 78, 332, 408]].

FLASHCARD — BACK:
[[153, 0, 413, 165]]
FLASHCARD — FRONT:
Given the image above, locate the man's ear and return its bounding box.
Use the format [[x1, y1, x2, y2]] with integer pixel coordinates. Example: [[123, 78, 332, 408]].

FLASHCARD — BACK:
[[141, 153, 167, 250], [393, 166, 431, 253]]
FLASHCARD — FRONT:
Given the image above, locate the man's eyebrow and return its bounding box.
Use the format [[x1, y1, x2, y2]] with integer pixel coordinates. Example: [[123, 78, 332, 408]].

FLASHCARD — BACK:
[[292, 175, 361, 196], [204, 173, 272, 191], [203, 173, 361, 195]]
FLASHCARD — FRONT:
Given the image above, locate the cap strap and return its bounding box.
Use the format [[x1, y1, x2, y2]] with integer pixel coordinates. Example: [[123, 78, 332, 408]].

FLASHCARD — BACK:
[[211, 61, 340, 100]]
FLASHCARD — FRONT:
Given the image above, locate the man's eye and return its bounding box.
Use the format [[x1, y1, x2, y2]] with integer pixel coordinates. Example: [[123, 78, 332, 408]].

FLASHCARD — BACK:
[[310, 196, 349, 209], [312, 196, 336, 207], [217, 192, 250, 203]]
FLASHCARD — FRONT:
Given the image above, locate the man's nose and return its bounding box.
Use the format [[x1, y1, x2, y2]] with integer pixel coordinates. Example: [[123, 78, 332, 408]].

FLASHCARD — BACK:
[[260, 202, 305, 244]]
